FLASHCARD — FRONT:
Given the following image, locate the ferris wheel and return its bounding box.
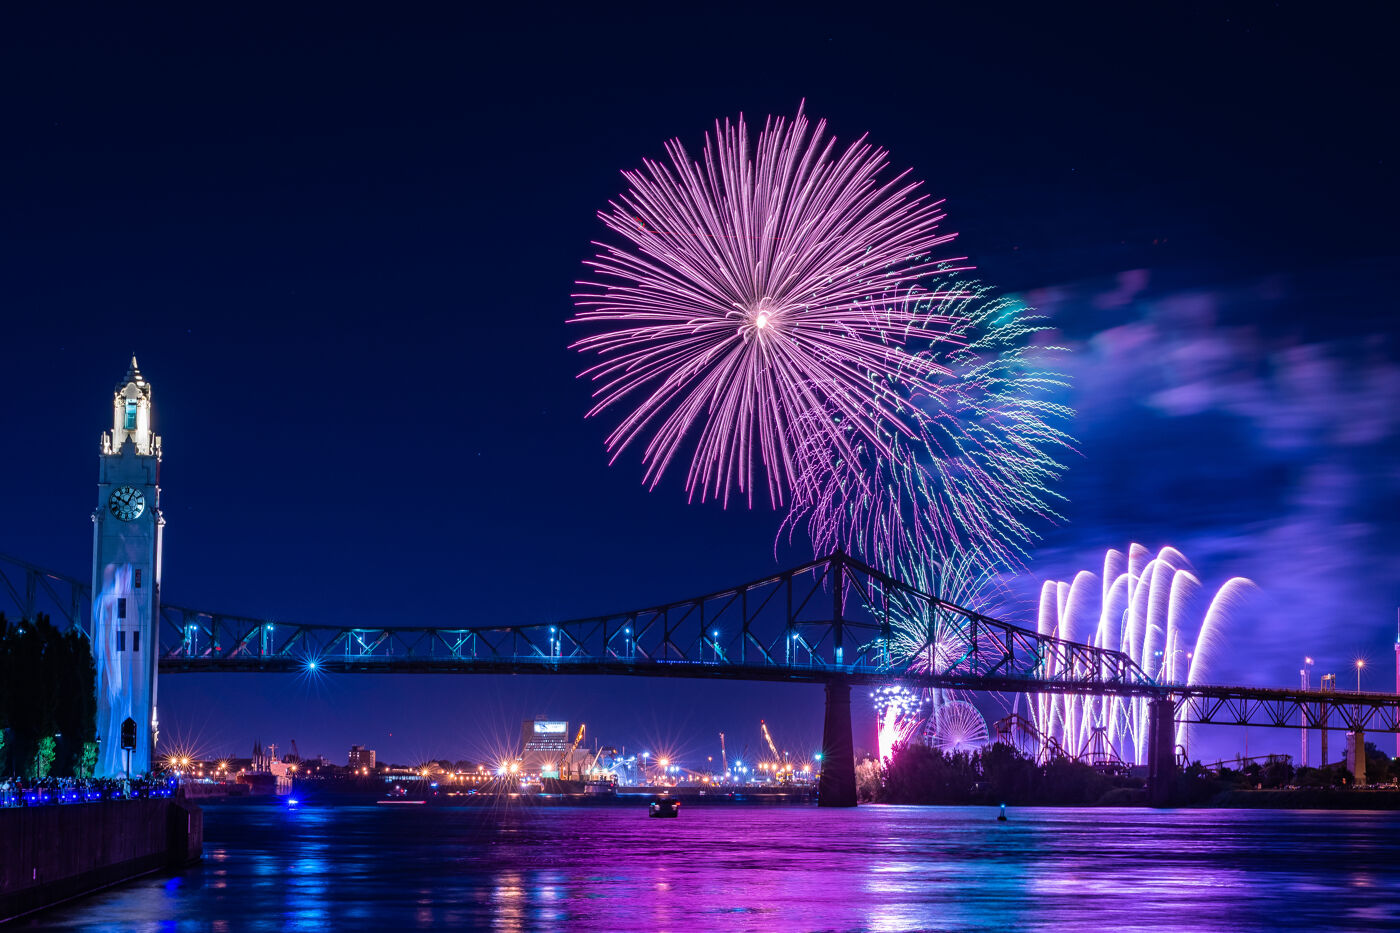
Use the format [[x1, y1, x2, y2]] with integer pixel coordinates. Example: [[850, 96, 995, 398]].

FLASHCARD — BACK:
[[926, 700, 990, 754]]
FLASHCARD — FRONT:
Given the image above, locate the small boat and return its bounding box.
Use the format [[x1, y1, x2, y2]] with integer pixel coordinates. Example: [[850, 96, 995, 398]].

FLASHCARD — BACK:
[[378, 781, 433, 805], [649, 796, 680, 818]]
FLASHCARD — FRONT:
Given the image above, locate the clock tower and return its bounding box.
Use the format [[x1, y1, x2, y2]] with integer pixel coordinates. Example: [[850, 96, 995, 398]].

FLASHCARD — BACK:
[[92, 356, 164, 777]]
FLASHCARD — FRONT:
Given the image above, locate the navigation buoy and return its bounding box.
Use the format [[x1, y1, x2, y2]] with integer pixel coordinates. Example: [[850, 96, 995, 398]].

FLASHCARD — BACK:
[[997, 803, 1008, 822]]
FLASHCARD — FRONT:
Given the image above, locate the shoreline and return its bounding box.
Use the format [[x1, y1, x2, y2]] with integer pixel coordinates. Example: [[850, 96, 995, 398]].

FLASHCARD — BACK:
[[187, 786, 1400, 811]]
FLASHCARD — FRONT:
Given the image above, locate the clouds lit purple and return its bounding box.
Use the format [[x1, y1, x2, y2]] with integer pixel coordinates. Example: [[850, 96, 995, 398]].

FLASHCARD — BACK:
[[1021, 267, 1400, 694]]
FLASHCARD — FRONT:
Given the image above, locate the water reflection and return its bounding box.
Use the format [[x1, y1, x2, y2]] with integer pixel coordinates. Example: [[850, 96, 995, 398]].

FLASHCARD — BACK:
[[19, 802, 1400, 931]]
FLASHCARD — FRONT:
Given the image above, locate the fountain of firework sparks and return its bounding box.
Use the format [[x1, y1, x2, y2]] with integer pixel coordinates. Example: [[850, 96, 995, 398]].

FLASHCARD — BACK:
[[872, 685, 926, 764], [1032, 543, 1253, 764]]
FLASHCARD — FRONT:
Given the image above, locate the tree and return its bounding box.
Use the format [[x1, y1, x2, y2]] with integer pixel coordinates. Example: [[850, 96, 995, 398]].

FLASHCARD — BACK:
[[0, 613, 98, 777], [1262, 755, 1294, 788], [1363, 742, 1394, 785], [980, 742, 1036, 804]]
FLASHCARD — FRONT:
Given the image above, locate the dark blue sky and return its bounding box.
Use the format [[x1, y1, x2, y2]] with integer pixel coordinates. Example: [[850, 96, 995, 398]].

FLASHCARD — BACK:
[[4, 5, 1396, 766]]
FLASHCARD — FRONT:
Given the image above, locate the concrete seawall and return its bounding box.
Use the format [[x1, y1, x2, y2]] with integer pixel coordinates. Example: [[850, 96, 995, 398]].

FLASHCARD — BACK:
[[0, 798, 202, 922]]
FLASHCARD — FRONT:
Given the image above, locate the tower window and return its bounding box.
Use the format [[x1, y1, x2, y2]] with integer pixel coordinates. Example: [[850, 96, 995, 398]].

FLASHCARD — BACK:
[[133, 631, 140, 652], [134, 569, 142, 588], [125, 399, 137, 430], [117, 630, 126, 652], [117, 597, 127, 619]]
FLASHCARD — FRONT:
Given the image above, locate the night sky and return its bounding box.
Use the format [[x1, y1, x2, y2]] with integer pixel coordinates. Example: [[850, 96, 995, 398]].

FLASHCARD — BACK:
[[5, 6, 1396, 767]]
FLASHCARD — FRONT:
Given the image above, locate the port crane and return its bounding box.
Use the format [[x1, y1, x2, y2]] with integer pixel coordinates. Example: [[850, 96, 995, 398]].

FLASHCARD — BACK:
[[760, 720, 792, 782], [558, 724, 586, 779]]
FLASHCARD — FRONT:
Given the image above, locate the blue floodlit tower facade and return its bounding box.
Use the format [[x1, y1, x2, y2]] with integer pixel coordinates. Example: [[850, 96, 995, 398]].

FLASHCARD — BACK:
[[92, 357, 165, 777]]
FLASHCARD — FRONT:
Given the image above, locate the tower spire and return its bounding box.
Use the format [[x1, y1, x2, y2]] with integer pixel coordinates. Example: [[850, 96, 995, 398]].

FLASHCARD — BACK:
[[103, 356, 158, 456]]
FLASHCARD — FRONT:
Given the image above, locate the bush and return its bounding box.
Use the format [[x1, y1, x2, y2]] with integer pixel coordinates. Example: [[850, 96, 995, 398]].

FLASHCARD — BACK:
[[875, 742, 1135, 805]]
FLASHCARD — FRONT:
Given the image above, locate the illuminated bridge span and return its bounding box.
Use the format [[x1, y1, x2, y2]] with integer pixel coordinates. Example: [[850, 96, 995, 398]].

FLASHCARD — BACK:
[[3, 550, 1152, 689], [6, 549, 1400, 805]]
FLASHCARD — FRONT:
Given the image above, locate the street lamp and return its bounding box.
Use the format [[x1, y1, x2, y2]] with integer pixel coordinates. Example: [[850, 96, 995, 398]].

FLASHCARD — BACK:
[[1356, 658, 1365, 693]]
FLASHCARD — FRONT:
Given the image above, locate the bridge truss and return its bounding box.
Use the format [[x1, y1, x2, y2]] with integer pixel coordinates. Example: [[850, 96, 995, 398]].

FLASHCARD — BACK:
[[5, 549, 1400, 732], [151, 552, 1154, 693]]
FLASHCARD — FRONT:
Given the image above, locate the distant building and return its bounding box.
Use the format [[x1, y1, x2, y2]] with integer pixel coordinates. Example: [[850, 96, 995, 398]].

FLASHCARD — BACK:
[[239, 740, 293, 795], [520, 719, 573, 778], [348, 745, 376, 771]]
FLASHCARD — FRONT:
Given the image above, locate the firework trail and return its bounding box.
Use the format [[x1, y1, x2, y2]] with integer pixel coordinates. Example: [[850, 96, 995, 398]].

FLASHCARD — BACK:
[[872, 684, 925, 763], [1033, 543, 1254, 764], [572, 105, 970, 507], [786, 283, 1073, 574]]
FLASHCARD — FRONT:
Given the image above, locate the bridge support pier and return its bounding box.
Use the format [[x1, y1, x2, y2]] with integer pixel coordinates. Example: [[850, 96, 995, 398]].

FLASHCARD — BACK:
[[817, 679, 857, 807], [1146, 697, 1176, 808], [1345, 730, 1367, 785]]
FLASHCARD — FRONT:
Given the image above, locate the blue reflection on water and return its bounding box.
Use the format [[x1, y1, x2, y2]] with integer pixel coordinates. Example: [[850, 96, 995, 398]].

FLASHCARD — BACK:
[[18, 801, 1400, 931]]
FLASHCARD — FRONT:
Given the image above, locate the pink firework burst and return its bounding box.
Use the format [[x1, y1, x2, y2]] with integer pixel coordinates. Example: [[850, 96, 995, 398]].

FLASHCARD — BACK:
[[571, 105, 970, 506]]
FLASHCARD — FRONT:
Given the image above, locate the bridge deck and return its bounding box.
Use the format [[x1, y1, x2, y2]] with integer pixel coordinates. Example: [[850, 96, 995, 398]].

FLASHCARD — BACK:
[[9, 549, 1400, 732]]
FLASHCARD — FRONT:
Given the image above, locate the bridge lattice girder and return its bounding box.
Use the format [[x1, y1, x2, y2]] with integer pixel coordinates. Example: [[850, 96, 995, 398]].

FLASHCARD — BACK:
[[154, 552, 1155, 693], [6, 549, 1400, 731]]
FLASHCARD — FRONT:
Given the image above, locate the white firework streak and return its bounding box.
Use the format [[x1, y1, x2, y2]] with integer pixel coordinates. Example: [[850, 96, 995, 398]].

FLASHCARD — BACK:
[[1032, 544, 1254, 764]]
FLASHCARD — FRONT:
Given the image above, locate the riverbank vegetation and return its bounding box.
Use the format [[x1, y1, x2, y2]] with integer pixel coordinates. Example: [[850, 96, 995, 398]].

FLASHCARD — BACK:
[[0, 614, 97, 779], [864, 741, 1400, 807], [861, 743, 1140, 806]]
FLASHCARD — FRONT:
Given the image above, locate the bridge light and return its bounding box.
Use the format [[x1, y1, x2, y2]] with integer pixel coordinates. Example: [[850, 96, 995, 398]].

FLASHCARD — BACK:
[[306, 659, 318, 671]]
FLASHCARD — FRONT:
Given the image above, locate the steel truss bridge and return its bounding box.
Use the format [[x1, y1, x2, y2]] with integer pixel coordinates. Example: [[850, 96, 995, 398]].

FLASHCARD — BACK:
[[5, 549, 1400, 736]]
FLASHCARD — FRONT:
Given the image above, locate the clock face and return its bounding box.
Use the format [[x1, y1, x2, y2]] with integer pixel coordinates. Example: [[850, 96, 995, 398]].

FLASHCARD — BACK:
[[109, 485, 146, 522]]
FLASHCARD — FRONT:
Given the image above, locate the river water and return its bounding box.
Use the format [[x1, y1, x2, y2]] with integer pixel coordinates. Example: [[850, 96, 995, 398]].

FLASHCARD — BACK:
[[21, 799, 1400, 931]]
